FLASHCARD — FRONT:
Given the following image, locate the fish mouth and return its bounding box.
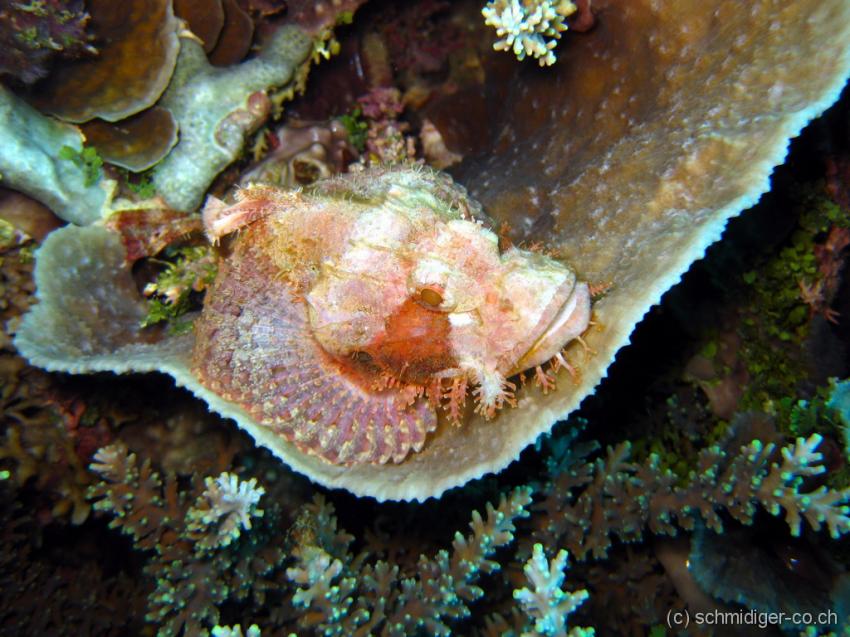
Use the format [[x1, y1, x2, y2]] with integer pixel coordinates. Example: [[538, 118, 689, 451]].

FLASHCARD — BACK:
[[511, 281, 591, 374]]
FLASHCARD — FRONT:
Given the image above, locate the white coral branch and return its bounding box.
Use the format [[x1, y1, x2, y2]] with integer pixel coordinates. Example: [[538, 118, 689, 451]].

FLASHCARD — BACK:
[[211, 625, 261, 637], [756, 434, 850, 539], [186, 472, 265, 550], [482, 0, 577, 66], [514, 543, 594, 637]]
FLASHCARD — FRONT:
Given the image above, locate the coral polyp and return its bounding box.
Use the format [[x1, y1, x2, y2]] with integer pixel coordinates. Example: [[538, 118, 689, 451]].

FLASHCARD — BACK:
[[195, 167, 591, 465]]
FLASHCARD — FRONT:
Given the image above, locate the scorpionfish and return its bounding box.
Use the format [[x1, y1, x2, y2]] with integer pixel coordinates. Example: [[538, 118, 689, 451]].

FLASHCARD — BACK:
[[193, 167, 590, 465]]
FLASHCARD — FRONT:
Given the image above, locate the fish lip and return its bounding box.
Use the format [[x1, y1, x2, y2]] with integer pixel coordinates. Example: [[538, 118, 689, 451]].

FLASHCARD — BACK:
[[510, 281, 591, 374]]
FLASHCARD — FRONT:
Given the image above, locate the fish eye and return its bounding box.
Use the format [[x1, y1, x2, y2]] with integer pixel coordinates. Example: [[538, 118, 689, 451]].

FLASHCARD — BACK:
[[417, 286, 444, 308]]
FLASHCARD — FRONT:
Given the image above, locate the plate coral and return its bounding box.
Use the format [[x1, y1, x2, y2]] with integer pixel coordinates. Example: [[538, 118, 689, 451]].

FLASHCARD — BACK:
[[10, 0, 850, 501]]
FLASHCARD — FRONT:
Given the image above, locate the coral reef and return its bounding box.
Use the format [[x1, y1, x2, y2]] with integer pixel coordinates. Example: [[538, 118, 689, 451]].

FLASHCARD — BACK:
[[735, 185, 850, 410], [206, 0, 254, 67], [185, 471, 265, 551], [174, 0, 225, 53], [211, 626, 261, 637], [0, 227, 106, 525], [79, 106, 179, 172], [240, 118, 357, 188], [11, 0, 850, 503], [85, 441, 537, 636], [141, 244, 217, 332], [4, 4, 850, 635], [0, 488, 148, 635], [0, 11, 322, 224], [688, 522, 841, 631], [352, 87, 417, 166], [286, 487, 532, 636], [88, 442, 287, 637]]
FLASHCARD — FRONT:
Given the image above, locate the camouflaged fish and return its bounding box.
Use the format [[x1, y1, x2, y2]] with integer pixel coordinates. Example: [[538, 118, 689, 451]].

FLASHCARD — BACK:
[[194, 167, 591, 465]]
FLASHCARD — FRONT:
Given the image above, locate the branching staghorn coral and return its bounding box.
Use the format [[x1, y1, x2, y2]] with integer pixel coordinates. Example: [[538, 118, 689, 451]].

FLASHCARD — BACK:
[[185, 472, 265, 551], [481, 0, 577, 66], [87, 445, 538, 636], [88, 442, 286, 637], [513, 544, 594, 637], [286, 487, 533, 637], [531, 424, 850, 562], [211, 625, 261, 637]]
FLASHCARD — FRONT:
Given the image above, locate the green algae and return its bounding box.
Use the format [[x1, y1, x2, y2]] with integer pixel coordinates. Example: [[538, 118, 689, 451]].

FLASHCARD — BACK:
[[738, 184, 850, 412], [141, 245, 217, 334]]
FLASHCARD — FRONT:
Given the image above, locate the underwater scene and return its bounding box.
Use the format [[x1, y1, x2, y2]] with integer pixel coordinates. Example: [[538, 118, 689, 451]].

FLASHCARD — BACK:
[[2, 0, 850, 635]]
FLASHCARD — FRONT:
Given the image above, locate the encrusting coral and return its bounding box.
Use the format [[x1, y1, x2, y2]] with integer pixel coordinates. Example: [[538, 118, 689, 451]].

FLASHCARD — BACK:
[[79, 106, 179, 172], [206, 0, 255, 67], [0, 10, 321, 225], [150, 24, 313, 211], [0, 85, 115, 225], [174, 0, 226, 53]]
